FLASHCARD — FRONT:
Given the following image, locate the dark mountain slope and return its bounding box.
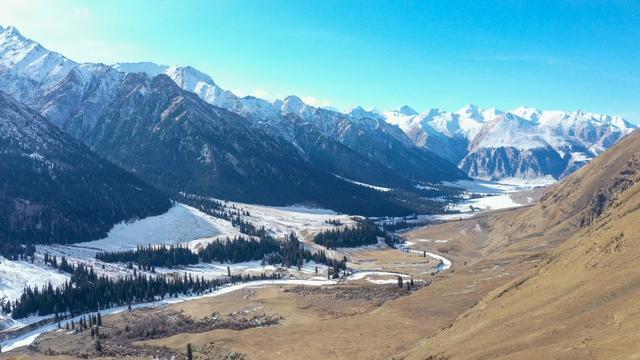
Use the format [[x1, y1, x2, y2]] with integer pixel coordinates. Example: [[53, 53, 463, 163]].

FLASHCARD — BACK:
[[70, 74, 428, 216], [0, 91, 172, 246]]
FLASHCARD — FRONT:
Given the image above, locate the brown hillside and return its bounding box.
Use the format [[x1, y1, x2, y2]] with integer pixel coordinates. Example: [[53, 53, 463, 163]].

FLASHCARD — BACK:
[[405, 131, 640, 359]]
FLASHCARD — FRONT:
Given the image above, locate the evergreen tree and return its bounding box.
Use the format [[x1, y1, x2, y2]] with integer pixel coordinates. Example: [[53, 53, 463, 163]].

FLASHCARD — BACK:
[[313, 220, 379, 249], [186, 343, 193, 360], [94, 338, 102, 354]]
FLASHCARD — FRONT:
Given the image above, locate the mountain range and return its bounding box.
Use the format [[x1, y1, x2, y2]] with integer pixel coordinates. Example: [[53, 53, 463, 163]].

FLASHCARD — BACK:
[[0, 24, 635, 217], [0, 25, 466, 216], [111, 59, 636, 182], [378, 104, 635, 180], [112, 62, 636, 183]]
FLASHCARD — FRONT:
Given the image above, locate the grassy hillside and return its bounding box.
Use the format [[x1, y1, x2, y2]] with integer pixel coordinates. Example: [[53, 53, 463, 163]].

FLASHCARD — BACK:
[[405, 130, 640, 359]]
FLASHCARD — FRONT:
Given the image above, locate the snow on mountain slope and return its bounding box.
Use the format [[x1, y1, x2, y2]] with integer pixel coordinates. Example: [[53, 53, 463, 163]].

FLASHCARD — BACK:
[[470, 113, 549, 150], [0, 25, 635, 184], [112, 61, 167, 77], [113, 61, 282, 119], [382, 104, 487, 141], [376, 101, 635, 180], [68, 203, 239, 253], [0, 26, 76, 87], [0, 257, 69, 304], [511, 107, 635, 154], [382, 105, 419, 129], [39, 63, 126, 130]]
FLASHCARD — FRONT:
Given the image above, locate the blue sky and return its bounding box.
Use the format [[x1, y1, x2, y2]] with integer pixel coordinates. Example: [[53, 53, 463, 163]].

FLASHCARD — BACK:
[[1, 0, 638, 122]]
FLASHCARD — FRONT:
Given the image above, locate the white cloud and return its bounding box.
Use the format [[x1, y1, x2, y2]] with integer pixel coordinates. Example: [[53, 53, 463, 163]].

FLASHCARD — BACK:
[[232, 88, 246, 96], [231, 88, 271, 99], [252, 88, 268, 98], [301, 95, 331, 107], [72, 7, 91, 18]]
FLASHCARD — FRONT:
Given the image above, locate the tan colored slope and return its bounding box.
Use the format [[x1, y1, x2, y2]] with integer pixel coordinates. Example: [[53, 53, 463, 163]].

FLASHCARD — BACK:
[[405, 130, 640, 359], [475, 130, 640, 254]]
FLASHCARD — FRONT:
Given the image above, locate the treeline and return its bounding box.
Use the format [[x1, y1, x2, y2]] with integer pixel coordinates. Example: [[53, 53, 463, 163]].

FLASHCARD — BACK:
[[267, 232, 347, 277], [43, 253, 76, 273], [172, 192, 232, 220], [0, 151, 172, 248], [7, 263, 281, 319], [94, 233, 347, 277], [95, 236, 280, 268], [172, 193, 270, 239], [324, 219, 342, 226], [199, 236, 280, 263], [313, 220, 380, 249], [173, 193, 253, 224], [0, 243, 35, 261], [96, 245, 199, 270]]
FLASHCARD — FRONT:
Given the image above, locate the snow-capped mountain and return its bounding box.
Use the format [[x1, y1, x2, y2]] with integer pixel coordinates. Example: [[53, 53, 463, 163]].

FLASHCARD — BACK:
[[511, 106, 633, 154], [0, 26, 465, 216], [0, 26, 76, 87], [120, 51, 632, 181], [0, 24, 635, 187], [115, 62, 467, 184], [110, 64, 639, 183], [377, 104, 635, 181]]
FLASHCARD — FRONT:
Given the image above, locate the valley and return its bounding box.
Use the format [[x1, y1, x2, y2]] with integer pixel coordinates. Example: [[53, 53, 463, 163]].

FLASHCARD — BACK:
[[0, 179, 536, 358], [0, 9, 638, 360]]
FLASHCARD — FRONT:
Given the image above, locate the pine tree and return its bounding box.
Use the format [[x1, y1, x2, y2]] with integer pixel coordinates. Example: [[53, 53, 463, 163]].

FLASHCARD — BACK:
[[186, 343, 193, 360], [97, 312, 102, 326], [397, 276, 403, 288]]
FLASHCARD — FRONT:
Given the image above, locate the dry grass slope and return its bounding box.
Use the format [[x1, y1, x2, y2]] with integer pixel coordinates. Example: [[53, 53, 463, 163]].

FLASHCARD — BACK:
[[405, 130, 640, 359]]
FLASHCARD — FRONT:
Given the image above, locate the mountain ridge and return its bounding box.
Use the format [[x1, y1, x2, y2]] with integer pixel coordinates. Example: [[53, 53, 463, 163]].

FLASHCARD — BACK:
[[0, 24, 635, 190], [0, 25, 468, 216], [114, 59, 636, 181]]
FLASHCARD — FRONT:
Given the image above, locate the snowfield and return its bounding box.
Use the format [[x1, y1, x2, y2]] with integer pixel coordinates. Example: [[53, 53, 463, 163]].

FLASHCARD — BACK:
[[222, 200, 356, 239], [0, 257, 70, 329], [1, 201, 352, 330], [442, 177, 548, 213], [0, 258, 69, 304], [74, 203, 240, 252]]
